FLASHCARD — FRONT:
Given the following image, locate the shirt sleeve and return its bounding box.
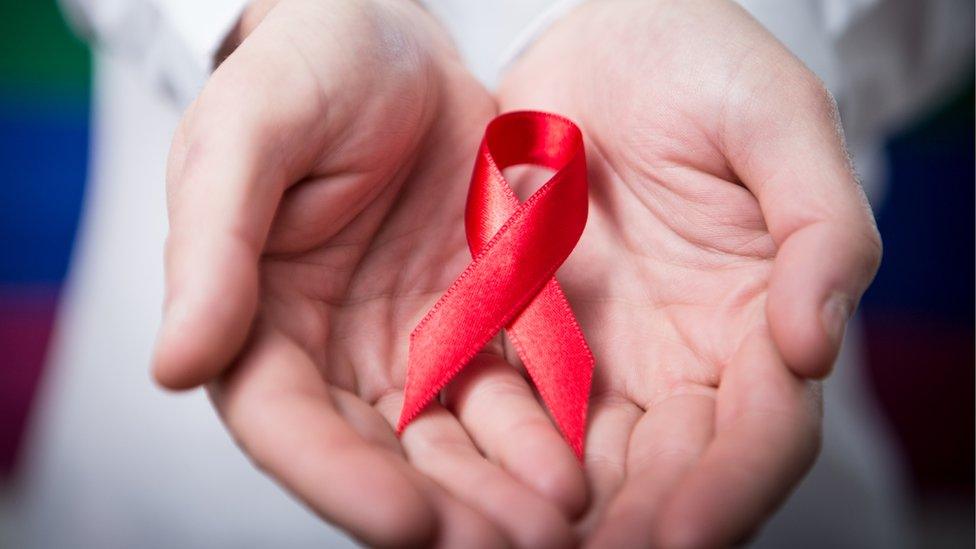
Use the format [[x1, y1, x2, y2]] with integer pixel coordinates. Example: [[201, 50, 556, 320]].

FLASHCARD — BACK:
[[59, 0, 249, 107], [736, 0, 972, 200], [500, 0, 971, 200]]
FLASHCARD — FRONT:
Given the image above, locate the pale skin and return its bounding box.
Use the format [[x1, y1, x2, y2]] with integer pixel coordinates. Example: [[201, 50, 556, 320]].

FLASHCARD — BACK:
[[154, 0, 882, 547]]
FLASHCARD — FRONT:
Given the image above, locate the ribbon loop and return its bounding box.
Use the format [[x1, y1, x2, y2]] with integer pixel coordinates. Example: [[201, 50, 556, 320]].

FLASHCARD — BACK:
[[398, 111, 594, 458]]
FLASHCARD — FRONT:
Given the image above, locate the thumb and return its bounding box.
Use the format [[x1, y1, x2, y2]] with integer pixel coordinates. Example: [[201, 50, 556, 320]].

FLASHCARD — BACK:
[[153, 8, 332, 389], [726, 70, 882, 379]]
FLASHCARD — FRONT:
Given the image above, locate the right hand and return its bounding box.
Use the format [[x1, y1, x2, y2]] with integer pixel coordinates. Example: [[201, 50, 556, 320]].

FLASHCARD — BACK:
[[495, 1, 881, 546], [154, 0, 585, 546]]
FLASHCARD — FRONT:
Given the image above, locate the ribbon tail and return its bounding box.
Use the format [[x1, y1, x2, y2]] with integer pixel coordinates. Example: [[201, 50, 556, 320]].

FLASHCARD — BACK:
[[507, 278, 593, 460], [397, 111, 594, 455]]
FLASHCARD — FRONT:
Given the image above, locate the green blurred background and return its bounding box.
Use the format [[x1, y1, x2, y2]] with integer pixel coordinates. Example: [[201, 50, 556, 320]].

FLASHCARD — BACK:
[[0, 0, 89, 474]]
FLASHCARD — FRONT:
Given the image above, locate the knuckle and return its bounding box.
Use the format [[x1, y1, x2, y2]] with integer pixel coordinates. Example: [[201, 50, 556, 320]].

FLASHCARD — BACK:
[[852, 220, 883, 280], [477, 373, 530, 400], [787, 68, 845, 136], [165, 102, 198, 194], [168, 100, 221, 190], [230, 425, 274, 474], [795, 71, 837, 116], [866, 228, 883, 271]]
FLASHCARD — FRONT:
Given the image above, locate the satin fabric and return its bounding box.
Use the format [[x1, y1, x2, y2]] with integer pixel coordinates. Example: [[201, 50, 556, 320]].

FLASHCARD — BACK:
[[398, 111, 594, 458]]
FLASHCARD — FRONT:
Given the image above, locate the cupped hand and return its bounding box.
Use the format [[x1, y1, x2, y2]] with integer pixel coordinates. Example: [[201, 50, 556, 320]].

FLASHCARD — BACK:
[[154, 0, 586, 546], [496, 0, 882, 546]]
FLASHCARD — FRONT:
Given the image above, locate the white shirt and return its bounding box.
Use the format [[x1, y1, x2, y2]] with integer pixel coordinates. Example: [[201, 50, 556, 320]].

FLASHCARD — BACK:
[[59, 0, 972, 199]]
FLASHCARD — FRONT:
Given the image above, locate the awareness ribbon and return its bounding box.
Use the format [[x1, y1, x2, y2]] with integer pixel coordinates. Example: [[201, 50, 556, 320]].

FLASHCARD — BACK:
[[397, 111, 594, 458]]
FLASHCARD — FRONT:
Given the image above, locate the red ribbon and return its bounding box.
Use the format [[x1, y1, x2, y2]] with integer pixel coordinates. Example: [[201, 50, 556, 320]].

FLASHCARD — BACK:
[[397, 111, 594, 459]]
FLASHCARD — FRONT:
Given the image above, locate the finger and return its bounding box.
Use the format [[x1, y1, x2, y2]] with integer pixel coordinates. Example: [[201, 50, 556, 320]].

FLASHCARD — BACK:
[[264, 172, 395, 254], [212, 327, 438, 547], [652, 330, 822, 548], [442, 353, 587, 517], [575, 394, 642, 537], [586, 392, 714, 548], [329, 386, 508, 548], [376, 393, 577, 549], [725, 70, 882, 378], [422, 482, 510, 549], [153, 11, 336, 389], [425, 484, 509, 549]]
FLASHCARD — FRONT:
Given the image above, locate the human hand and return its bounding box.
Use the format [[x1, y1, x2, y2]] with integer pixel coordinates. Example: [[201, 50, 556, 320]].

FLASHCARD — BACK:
[[496, 0, 882, 546], [154, 0, 587, 546]]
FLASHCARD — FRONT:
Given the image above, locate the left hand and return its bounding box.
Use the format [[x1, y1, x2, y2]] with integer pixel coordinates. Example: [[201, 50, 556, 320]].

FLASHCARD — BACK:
[[154, 1, 583, 545], [496, 0, 882, 546]]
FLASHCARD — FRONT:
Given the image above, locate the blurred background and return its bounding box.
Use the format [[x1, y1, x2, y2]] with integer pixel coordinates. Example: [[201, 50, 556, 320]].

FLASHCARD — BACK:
[[0, 1, 89, 477], [0, 1, 973, 547]]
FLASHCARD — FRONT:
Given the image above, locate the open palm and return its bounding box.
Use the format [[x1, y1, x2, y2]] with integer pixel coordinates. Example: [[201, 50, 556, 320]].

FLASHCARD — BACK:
[[156, 1, 584, 547], [155, 0, 881, 547], [496, 0, 881, 546]]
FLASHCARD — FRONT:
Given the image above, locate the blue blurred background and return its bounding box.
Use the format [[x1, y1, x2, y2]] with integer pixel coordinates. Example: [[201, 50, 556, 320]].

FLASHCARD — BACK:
[[0, 0, 972, 544], [0, 0, 89, 476]]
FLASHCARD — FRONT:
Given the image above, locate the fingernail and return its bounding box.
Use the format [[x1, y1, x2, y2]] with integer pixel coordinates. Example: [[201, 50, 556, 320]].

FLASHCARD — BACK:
[[822, 293, 853, 345]]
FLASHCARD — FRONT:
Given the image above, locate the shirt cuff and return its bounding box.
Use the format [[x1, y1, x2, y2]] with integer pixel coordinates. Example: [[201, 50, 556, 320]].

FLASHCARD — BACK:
[[152, 0, 249, 105], [497, 0, 587, 81]]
